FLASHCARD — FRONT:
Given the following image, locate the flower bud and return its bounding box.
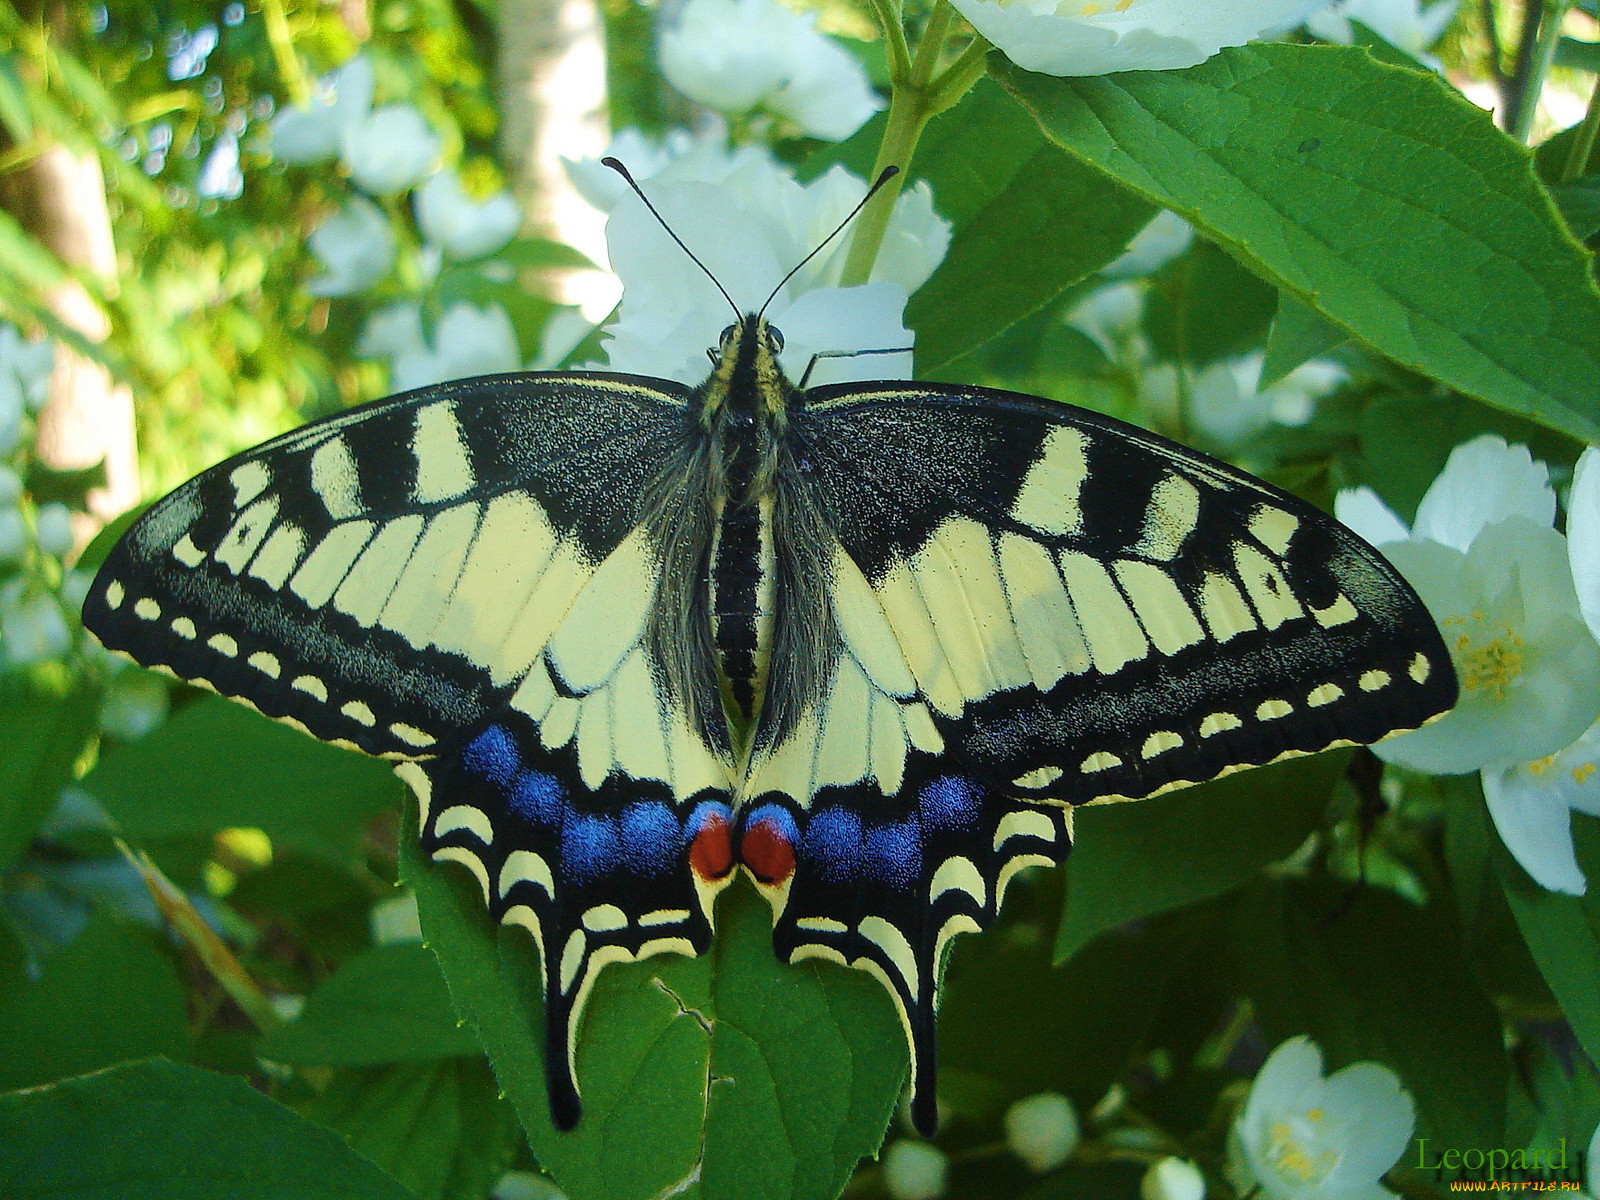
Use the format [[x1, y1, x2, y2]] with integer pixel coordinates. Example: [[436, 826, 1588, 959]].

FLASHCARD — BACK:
[[882, 1140, 948, 1200], [1142, 1157, 1206, 1200], [1004, 1092, 1079, 1174]]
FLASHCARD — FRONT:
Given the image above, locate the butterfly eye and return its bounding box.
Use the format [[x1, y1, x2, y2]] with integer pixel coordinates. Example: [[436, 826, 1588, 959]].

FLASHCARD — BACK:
[[718, 325, 736, 350], [767, 328, 785, 353]]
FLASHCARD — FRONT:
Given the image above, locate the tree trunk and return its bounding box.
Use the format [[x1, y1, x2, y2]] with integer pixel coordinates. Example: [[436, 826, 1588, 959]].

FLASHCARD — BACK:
[[498, 0, 618, 320], [0, 4, 139, 543]]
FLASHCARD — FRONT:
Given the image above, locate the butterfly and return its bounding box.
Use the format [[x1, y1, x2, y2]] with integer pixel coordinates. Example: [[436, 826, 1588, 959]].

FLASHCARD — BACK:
[[82, 180, 1457, 1137]]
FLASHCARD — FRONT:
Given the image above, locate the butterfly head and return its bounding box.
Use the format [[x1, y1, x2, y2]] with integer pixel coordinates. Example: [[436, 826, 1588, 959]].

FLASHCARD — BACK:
[[698, 312, 794, 429]]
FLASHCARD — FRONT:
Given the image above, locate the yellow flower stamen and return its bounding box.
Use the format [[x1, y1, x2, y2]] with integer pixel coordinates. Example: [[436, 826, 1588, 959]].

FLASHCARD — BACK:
[[1266, 1118, 1338, 1184]]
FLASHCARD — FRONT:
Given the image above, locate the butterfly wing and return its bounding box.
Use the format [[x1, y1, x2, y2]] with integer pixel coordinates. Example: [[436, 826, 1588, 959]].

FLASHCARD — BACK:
[[739, 381, 1457, 1133], [82, 371, 738, 1128]]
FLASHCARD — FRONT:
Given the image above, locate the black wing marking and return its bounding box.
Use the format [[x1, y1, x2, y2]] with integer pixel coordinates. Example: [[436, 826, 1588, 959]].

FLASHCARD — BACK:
[[736, 381, 1456, 1132], [82, 370, 739, 1126]]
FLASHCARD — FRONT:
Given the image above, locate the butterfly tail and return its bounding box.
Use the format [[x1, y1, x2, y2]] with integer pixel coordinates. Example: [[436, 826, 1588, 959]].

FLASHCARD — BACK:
[[545, 976, 585, 1130]]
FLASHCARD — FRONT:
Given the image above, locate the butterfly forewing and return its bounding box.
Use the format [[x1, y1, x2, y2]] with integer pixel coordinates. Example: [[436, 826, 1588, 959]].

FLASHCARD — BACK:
[[735, 381, 1456, 1131], [82, 370, 741, 1128]]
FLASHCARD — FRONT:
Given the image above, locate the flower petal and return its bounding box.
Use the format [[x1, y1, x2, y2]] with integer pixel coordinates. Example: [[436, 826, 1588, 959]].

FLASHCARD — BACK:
[[948, 0, 1330, 77], [1412, 435, 1555, 552], [1483, 762, 1588, 894], [1335, 487, 1410, 548], [1568, 447, 1600, 644]]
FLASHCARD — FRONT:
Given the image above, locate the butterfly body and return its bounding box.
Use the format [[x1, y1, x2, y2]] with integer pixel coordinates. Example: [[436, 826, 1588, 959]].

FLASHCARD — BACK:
[[83, 312, 1456, 1136]]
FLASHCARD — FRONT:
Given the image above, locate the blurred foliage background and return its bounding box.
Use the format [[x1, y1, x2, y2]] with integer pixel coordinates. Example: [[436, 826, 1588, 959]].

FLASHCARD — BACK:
[[0, 1, 1598, 1198]]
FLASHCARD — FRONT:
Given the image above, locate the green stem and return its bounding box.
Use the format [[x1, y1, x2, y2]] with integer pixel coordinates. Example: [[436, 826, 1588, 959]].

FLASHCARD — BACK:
[[840, 1, 987, 287], [927, 37, 992, 113], [866, 0, 913, 83], [1511, 0, 1573, 143], [1560, 72, 1600, 183], [262, 0, 313, 108]]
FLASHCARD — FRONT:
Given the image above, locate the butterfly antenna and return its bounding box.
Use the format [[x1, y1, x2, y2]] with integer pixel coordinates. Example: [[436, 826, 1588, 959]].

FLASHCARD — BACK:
[[602, 157, 741, 319], [757, 165, 901, 321]]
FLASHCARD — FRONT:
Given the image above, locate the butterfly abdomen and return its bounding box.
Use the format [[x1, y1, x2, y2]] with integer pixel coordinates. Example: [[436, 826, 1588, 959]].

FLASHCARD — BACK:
[[708, 490, 776, 732]]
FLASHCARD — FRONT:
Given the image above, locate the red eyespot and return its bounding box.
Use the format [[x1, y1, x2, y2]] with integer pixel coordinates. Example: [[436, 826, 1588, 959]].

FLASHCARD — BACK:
[[741, 817, 796, 886], [689, 812, 734, 881]]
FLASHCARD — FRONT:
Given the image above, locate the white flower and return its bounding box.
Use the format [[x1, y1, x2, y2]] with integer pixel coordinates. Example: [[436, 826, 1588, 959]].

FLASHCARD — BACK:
[[1, 581, 72, 666], [370, 890, 423, 944], [0, 324, 54, 411], [491, 1170, 567, 1200], [1067, 281, 1145, 355], [58, 569, 92, 611], [307, 198, 396, 297], [414, 170, 521, 260], [1230, 1037, 1413, 1200], [357, 302, 426, 360], [1338, 438, 1600, 777], [881, 1140, 948, 1200], [342, 103, 441, 195], [533, 308, 597, 370], [1477, 445, 1600, 895], [1567, 446, 1600, 644], [1306, 0, 1458, 64], [1143, 1158, 1206, 1200], [1005, 1092, 1080, 1173], [947, 0, 1331, 77], [1375, 520, 1600, 773], [390, 303, 520, 392], [0, 380, 21, 457], [565, 124, 779, 214], [33, 503, 74, 558], [1103, 210, 1195, 280], [659, 0, 882, 140], [1340, 437, 1600, 893], [1141, 354, 1345, 448], [1481, 721, 1600, 894], [599, 159, 949, 388], [269, 55, 375, 164], [99, 668, 170, 740], [0, 508, 26, 563]]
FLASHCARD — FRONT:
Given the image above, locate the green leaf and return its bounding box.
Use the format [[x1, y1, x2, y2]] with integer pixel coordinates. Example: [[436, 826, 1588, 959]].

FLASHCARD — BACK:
[[1144, 239, 1277, 367], [942, 896, 1220, 1117], [904, 81, 1155, 372], [0, 57, 33, 142], [1498, 814, 1600, 1069], [0, 1059, 414, 1200], [306, 1058, 521, 1200], [259, 942, 484, 1066], [1234, 878, 1508, 1147], [405, 806, 904, 1200], [1261, 293, 1350, 386], [0, 911, 191, 1093], [1551, 178, 1600, 242], [806, 80, 1154, 373], [82, 697, 401, 865], [994, 44, 1600, 444], [0, 669, 101, 869], [1055, 752, 1344, 962], [1555, 36, 1600, 73]]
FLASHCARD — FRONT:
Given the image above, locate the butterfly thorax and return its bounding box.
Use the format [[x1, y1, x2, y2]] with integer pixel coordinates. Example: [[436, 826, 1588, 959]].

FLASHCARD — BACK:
[[689, 316, 798, 753]]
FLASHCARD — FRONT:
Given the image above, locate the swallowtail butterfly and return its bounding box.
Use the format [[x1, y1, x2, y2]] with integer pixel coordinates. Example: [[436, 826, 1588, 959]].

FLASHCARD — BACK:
[[83, 179, 1456, 1135]]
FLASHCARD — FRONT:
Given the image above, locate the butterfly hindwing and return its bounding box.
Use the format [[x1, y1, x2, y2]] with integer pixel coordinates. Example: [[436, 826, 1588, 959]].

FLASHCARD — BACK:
[[738, 381, 1456, 1130], [83, 370, 739, 1126]]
